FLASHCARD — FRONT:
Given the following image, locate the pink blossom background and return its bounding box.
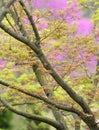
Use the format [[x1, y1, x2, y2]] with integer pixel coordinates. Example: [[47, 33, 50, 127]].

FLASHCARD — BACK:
[[0, 0, 97, 76]]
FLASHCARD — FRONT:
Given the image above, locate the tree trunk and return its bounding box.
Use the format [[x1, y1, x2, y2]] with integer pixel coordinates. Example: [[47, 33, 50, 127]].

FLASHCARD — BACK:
[[33, 63, 68, 130], [85, 118, 99, 130], [72, 114, 81, 130], [53, 109, 68, 130], [88, 125, 99, 130], [75, 120, 80, 130]]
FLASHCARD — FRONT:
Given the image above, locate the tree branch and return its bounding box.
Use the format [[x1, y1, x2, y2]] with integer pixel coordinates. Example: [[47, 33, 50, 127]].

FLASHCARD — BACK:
[[0, 97, 60, 129], [19, 0, 40, 44], [5, 15, 17, 32], [0, 22, 39, 53], [0, 102, 33, 107], [0, 22, 29, 44], [0, 80, 84, 118], [10, 5, 28, 37], [35, 49, 93, 114], [0, 0, 17, 21], [10, 2, 92, 114]]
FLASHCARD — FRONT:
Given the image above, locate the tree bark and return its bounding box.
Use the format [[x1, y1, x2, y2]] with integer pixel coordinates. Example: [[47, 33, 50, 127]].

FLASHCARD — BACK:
[[33, 63, 68, 130], [72, 114, 81, 130]]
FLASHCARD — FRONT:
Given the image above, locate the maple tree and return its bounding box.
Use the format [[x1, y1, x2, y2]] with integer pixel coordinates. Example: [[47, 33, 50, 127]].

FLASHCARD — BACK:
[[0, 0, 99, 130]]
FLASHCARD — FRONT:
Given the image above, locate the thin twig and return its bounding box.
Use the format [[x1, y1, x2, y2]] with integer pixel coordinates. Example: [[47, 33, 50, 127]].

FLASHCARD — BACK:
[[0, 0, 17, 21]]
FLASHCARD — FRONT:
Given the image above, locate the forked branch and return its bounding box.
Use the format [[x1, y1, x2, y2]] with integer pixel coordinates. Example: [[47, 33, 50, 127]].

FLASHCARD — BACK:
[[0, 0, 17, 21]]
